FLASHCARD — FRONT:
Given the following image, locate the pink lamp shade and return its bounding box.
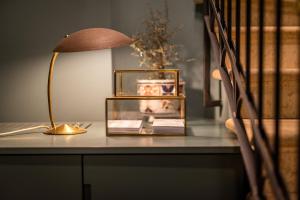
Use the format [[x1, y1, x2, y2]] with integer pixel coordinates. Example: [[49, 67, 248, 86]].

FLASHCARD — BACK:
[[54, 28, 132, 52]]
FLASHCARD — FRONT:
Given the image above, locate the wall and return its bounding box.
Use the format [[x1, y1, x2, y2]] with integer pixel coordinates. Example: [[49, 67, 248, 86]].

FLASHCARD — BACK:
[[111, 0, 216, 119], [0, 0, 112, 122], [0, 0, 218, 122]]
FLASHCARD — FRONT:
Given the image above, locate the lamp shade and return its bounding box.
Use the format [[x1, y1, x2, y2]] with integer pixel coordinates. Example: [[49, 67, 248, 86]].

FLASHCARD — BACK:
[[54, 28, 132, 52]]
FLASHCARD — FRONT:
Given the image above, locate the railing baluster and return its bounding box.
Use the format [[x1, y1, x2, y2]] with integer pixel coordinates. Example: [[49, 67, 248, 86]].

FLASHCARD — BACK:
[[235, 0, 241, 67], [273, 1, 289, 198], [204, 0, 211, 108], [298, 9, 300, 200], [216, 0, 220, 12], [295, 1, 300, 199], [257, 0, 265, 197], [258, 0, 265, 133], [227, 0, 232, 47], [220, 0, 225, 47], [220, 0, 224, 24], [246, 0, 251, 96], [235, 0, 241, 119], [298, 29, 300, 200], [274, 0, 282, 176]]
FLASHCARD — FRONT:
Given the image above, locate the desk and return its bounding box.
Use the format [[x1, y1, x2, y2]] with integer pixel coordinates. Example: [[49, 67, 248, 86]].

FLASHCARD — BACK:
[[0, 120, 244, 200]]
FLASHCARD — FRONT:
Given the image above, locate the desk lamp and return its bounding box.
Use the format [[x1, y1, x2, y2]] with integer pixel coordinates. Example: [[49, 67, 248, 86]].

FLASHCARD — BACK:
[[45, 28, 132, 135]]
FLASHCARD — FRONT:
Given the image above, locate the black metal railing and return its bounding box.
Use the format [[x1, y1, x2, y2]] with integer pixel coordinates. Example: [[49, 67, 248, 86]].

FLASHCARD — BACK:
[[203, 0, 299, 199]]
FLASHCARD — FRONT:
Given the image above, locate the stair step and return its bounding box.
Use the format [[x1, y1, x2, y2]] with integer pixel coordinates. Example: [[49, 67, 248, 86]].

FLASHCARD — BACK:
[[231, 26, 299, 70], [246, 68, 298, 119], [222, 26, 299, 118], [212, 68, 299, 118], [225, 118, 299, 146], [224, 0, 299, 26], [211, 68, 299, 80]]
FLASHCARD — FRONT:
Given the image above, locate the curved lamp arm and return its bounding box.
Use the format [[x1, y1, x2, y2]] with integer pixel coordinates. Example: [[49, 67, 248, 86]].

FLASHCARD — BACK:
[[47, 52, 59, 129], [45, 52, 86, 135]]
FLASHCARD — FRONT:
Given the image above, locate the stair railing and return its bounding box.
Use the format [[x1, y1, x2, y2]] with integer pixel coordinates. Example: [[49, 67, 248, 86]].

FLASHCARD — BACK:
[[203, 0, 294, 199]]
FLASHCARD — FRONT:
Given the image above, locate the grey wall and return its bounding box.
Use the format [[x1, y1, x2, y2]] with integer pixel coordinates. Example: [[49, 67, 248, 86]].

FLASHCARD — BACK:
[[0, 0, 113, 122], [0, 0, 218, 122]]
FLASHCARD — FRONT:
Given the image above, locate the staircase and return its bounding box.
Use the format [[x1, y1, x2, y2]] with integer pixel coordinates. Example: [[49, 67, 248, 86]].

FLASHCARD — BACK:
[[212, 0, 299, 118], [199, 0, 299, 199]]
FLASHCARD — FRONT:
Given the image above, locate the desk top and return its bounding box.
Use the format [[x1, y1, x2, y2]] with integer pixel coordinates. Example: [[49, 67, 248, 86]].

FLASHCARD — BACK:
[[0, 120, 239, 154]]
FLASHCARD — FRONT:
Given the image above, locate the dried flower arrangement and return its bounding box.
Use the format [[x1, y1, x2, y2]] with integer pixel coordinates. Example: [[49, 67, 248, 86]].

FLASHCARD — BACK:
[[130, 3, 182, 70]]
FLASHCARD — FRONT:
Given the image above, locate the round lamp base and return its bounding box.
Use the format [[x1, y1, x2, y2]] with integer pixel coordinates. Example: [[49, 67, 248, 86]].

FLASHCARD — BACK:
[[44, 124, 86, 135]]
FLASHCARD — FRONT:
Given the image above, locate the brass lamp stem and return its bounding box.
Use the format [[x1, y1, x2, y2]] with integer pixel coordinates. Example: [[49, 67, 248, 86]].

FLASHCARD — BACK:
[[44, 52, 86, 135], [47, 52, 59, 129]]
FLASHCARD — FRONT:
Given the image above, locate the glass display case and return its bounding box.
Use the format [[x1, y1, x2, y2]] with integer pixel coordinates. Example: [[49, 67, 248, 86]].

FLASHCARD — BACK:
[[107, 69, 186, 136], [114, 69, 182, 97], [106, 96, 186, 136]]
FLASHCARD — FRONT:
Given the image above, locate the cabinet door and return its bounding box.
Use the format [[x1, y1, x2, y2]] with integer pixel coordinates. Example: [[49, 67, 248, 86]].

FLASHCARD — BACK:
[[0, 155, 82, 200], [84, 154, 245, 200]]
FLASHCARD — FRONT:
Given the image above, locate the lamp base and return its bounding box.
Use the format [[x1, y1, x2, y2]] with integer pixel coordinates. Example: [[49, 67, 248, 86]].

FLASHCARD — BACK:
[[44, 124, 86, 135]]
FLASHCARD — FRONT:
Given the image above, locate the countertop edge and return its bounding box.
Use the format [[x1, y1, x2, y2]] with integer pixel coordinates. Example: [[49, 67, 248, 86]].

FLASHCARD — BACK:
[[0, 146, 240, 155]]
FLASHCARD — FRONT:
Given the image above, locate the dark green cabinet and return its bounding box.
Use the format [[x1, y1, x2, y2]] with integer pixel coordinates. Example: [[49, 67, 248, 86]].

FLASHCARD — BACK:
[[0, 155, 82, 200], [0, 154, 245, 200], [84, 154, 245, 200]]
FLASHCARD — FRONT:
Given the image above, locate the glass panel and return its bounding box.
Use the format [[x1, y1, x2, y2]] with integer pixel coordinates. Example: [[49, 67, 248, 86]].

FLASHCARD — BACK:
[[106, 97, 185, 136], [114, 69, 184, 97]]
